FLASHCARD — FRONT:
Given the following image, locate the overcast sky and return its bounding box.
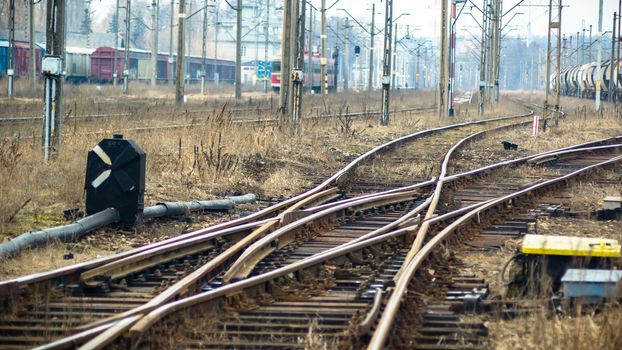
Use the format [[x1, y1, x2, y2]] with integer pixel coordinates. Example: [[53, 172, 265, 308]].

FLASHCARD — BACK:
[[328, 0, 619, 39], [94, 0, 620, 41]]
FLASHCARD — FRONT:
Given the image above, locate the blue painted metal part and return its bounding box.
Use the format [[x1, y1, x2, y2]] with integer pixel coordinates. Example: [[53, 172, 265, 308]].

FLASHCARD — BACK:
[[561, 269, 622, 298]]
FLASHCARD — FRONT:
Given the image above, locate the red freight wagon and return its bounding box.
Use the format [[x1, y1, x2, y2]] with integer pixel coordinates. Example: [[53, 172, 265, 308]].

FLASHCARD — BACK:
[[14, 40, 43, 76], [90, 47, 124, 82], [0, 39, 43, 78]]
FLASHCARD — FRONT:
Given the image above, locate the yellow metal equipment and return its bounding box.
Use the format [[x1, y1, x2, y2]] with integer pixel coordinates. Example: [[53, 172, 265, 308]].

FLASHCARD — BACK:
[[521, 234, 621, 258]]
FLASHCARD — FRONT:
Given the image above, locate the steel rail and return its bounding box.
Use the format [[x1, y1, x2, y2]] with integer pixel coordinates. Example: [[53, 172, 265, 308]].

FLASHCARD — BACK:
[[51, 140, 622, 350], [121, 227, 418, 349], [0, 105, 436, 125], [0, 112, 532, 294], [82, 114, 540, 340], [32, 189, 425, 350], [77, 115, 552, 347], [0, 106, 274, 124], [2, 112, 547, 349], [290, 140, 622, 263], [114, 148, 622, 349], [357, 287, 384, 336], [78, 188, 341, 283], [222, 189, 421, 282], [367, 153, 622, 350]]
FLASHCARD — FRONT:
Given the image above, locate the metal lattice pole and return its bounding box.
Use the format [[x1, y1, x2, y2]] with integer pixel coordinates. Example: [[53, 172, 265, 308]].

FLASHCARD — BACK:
[[29, 0, 36, 89], [380, 0, 393, 125], [8, 0, 15, 99], [201, 0, 208, 94], [607, 12, 617, 102], [479, 0, 487, 115], [438, 0, 448, 118], [235, 0, 243, 99], [292, 0, 306, 126], [151, 0, 159, 87], [264, 0, 270, 93], [175, 0, 186, 104], [320, 0, 327, 95], [123, 0, 131, 94], [279, 0, 292, 118], [368, 3, 375, 91], [113, 0, 120, 86]]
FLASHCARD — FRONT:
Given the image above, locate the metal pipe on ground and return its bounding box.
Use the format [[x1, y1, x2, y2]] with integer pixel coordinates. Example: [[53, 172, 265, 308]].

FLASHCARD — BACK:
[[143, 194, 256, 218], [0, 194, 256, 260], [0, 208, 120, 260]]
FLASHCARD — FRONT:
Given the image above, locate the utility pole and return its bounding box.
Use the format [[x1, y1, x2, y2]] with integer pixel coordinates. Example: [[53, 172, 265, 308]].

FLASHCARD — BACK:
[[123, 0, 131, 94], [201, 0, 208, 94], [544, 0, 562, 126], [448, 0, 457, 116], [8, 0, 15, 99], [485, 0, 493, 103], [321, 0, 327, 95], [264, 0, 270, 93], [29, 0, 36, 89], [292, 0, 306, 125], [344, 17, 350, 91], [391, 23, 397, 90], [113, 0, 120, 86], [235, 0, 243, 99], [588, 24, 592, 62], [478, 0, 487, 115], [215, 0, 220, 61], [492, 0, 501, 104], [581, 25, 585, 64], [617, 0, 621, 105], [279, 0, 292, 118], [617, 0, 622, 106], [308, 6, 314, 92], [595, 0, 603, 112], [380, 0, 393, 125], [368, 3, 375, 91], [175, 0, 186, 104], [607, 12, 617, 102], [438, 0, 448, 118], [43, 0, 65, 160], [151, 0, 159, 86], [289, 0, 299, 111], [576, 31, 580, 95], [415, 47, 420, 89], [169, 0, 174, 85]]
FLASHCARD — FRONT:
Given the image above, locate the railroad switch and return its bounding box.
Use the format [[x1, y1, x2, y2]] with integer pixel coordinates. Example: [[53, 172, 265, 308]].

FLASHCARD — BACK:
[[503, 234, 621, 298], [85, 134, 146, 226]]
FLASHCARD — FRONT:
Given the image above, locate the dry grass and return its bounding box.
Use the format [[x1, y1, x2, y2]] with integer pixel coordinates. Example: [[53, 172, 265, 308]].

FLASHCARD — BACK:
[[452, 94, 622, 174], [0, 87, 459, 278], [489, 306, 622, 350]]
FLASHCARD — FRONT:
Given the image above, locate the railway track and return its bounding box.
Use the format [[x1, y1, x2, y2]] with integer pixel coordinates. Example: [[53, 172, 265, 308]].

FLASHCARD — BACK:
[[0, 106, 274, 124], [86, 138, 622, 350], [0, 105, 619, 349], [0, 111, 535, 348], [0, 105, 435, 139], [368, 146, 622, 349], [0, 106, 434, 125]]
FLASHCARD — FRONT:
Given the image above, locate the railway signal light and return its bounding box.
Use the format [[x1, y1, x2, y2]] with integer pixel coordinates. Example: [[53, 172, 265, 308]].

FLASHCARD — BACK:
[[354, 45, 361, 57], [85, 134, 146, 226]]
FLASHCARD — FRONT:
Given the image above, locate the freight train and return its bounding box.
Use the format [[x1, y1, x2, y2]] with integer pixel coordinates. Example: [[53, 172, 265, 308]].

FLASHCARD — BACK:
[[0, 39, 235, 84], [551, 59, 622, 99]]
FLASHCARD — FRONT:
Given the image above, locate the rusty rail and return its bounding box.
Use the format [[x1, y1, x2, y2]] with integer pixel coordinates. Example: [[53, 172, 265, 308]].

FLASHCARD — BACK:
[[366, 153, 622, 350]]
